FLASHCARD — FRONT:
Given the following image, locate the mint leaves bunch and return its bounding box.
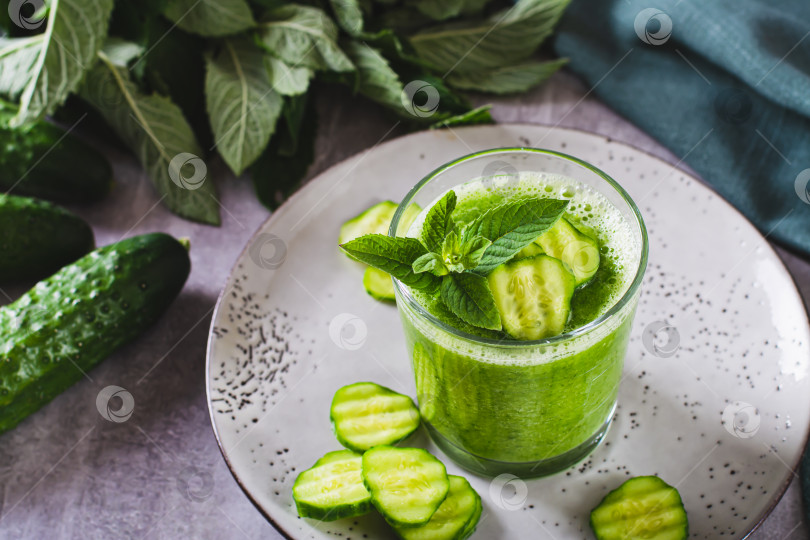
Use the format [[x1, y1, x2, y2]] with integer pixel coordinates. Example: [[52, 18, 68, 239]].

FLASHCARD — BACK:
[[340, 191, 568, 332]]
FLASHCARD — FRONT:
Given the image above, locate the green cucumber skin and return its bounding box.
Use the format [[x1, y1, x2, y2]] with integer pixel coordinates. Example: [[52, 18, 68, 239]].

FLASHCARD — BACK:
[[0, 102, 112, 203], [0, 195, 95, 281], [330, 382, 420, 453], [589, 476, 688, 540], [294, 496, 372, 522], [0, 233, 190, 434], [293, 450, 372, 521], [362, 446, 449, 529]]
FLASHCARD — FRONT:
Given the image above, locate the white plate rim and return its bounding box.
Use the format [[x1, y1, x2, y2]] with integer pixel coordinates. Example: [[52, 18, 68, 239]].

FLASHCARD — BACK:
[[204, 123, 810, 540]]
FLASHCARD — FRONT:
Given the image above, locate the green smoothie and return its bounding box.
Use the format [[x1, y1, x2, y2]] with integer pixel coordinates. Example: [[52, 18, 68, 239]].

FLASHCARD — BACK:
[[395, 171, 643, 476]]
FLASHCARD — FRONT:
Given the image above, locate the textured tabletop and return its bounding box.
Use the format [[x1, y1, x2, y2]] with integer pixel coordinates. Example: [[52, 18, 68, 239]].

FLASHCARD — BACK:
[[0, 70, 806, 539]]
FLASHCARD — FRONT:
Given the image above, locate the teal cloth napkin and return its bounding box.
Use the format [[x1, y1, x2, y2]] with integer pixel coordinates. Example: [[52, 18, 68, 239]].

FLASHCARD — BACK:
[[553, 0, 810, 257]]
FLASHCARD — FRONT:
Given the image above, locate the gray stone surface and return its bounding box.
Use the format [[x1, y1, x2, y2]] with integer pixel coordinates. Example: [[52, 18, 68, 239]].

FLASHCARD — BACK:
[[0, 70, 806, 539]]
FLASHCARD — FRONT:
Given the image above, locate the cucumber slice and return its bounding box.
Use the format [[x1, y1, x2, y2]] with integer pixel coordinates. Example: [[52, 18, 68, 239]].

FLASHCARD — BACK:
[[340, 201, 421, 302], [514, 241, 544, 261], [292, 450, 372, 521], [339, 201, 421, 245], [364, 266, 396, 302], [460, 493, 482, 539], [590, 476, 688, 540], [331, 382, 420, 452], [362, 446, 450, 528], [535, 217, 600, 286], [487, 255, 576, 340], [394, 475, 482, 540]]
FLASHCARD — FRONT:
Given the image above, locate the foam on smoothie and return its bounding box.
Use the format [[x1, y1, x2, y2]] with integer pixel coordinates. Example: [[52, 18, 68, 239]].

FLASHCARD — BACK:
[[403, 172, 641, 360]]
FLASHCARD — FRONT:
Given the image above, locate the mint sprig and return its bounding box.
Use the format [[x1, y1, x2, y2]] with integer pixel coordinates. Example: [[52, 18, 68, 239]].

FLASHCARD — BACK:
[[340, 190, 568, 332], [440, 273, 501, 331], [420, 190, 457, 253], [464, 198, 569, 275], [340, 235, 441, 292]]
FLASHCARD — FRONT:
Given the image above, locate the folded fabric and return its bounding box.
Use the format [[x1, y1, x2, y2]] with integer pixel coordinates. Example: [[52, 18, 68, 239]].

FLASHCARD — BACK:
[[554, 0, 810, 257]]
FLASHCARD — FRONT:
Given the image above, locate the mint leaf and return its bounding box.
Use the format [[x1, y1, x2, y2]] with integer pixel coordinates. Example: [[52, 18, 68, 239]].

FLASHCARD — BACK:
[[440, 273, 501, 331], [421, 190, 457, 253], [252, 93, 317, 210], [430, 299, 504, 340], [409, 0, 568, 74], [4, 0, 114, 126], [447, 59, 567, 95], [79, 47, 221, 225], [430, 105, 493, 129], [413, 252, 448, 276], [164, 0, 255, 37], [258, 5, 354, 73], [465, 198, 568, 275], [341, 234, 441, 292], [0, 36, 42, 101], [439, 232, 491, 273], [440, 231, 465, 273], [343, 40, 403, 111], [266, 55, 313, 96], [415, 0, 464, 21], [330, 0, 364, 36], [205, 37, 283, 175], [459, 235, 491, 269]]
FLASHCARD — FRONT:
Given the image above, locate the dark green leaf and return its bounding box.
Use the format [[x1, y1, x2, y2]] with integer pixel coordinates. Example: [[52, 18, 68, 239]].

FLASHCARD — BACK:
[[252, 92, 316, 210], [278, 92, 308, 156], [408, 0, 569, 75], [415, 0, 464, 21], [257, 5, 354, 72], [466, 198, 568, 274], [343, 39, 402, 110], [205, 37, 283, 175], [265, 54, 313, 96], [421, 190, 456, 253], [415, 74, 470, 113], [430, 299, 505, 339], [447, 58, 567, 94], [440, 273, 501, 330], [430, 105, 492, 129], [163, 0, 255, 37], [341, 234, 441, 292], [79, 47, 221, 225], [1, 0, 114, 126], [111, 11, 213, 149], [330, 0, 364, 35], [362, 29, 430, 71]]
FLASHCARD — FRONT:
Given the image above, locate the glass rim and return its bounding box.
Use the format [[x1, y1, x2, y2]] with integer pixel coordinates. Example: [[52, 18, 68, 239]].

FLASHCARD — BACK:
[[388, 147, 649, 348]]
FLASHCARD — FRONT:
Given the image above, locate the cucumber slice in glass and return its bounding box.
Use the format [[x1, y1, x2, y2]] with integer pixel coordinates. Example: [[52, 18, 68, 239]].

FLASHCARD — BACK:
[[362, 446, 450, 528], [590, 476, 688, 540], [292, 450, 372, 521], [339, 201, 421, 246], [363, 266, 396, 302], [331, 382, 420, 452], [487, 254, 576, 340], [514, 241, 545, 261], [394, 475, 482, 540], [535, 217, 600, 286]]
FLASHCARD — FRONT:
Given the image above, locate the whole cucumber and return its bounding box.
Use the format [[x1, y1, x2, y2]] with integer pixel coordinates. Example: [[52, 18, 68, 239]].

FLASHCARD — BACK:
[[0, 195, 95, 281], [0, 233, 191, 434], [0, 100, 112, 202]]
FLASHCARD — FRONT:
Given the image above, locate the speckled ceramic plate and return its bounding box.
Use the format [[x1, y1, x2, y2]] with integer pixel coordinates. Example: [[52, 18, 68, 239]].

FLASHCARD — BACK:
[[206, 125, 810, 539]]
